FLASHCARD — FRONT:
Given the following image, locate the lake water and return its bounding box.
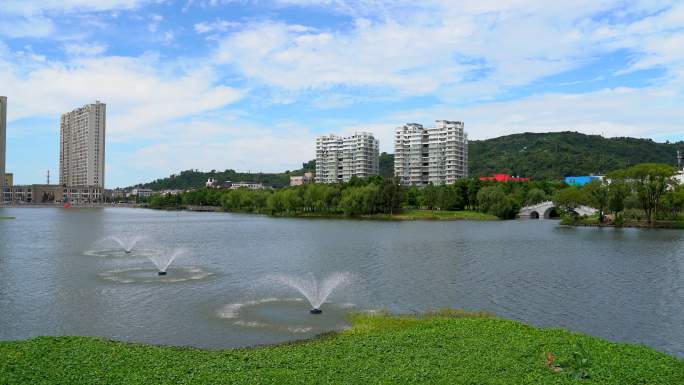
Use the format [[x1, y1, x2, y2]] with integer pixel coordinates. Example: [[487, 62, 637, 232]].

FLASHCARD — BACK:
[[0, 207, 682, 356]]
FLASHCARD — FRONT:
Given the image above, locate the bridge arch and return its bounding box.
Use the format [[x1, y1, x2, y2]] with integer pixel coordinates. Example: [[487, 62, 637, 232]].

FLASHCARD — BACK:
[[542, 206, 559, 219]]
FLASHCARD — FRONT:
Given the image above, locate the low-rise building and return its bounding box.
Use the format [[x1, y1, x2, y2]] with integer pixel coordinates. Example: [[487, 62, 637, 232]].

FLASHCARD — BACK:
[[160, 189, 183, 195], [128, 188, 153, 198], [206, 178, 219, 188], [564, 176, 604, 186], [480, 173, 531, 182], [2, 184, 104, 204], [290, 172, 314, 186], [227, 181, 266, 190], [3, 172, 12, 186]]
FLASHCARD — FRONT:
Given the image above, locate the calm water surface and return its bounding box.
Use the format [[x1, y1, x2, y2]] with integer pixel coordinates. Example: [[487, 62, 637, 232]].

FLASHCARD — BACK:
[[0, 208, 682, 356]]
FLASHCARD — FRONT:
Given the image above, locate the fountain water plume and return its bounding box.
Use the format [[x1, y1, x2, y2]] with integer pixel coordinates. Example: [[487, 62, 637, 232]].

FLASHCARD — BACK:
[[266, 272, 354, 313], [105, 235, 142, 253], [146, 249, 184, 275]]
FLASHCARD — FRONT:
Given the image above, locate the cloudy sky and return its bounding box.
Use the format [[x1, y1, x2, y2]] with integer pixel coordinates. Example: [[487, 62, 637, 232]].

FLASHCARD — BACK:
[[1, 0, 683, 187]]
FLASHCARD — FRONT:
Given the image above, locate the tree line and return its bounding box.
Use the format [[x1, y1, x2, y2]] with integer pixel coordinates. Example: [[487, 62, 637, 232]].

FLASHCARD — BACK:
[[148, 162, 683, 224], [148, 176, 563, 219], [553, 163, 683, 225]]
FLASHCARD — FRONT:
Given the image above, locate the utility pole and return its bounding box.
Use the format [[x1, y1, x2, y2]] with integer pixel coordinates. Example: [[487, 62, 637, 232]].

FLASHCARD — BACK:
[[47, 170, 50, 185]]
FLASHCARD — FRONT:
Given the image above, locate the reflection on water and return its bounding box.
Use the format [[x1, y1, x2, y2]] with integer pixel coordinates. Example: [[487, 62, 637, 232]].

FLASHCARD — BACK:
[[0, 207, 682, 356]]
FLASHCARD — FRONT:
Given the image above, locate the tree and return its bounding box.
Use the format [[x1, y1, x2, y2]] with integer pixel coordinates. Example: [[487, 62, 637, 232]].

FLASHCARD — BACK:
[[608, 172, 631, 218], [624, 163, 677, 224], [584, 180, 609, 222], [379, 152, 395, 178], [379, 177, 404, 214], [476, 186, 519, 219], [661, 186, 684, 220], [420, 184, 439, 210], [525, 188, 547, 206], [553, 187, 587, 216], [436, 185, 464, 211]]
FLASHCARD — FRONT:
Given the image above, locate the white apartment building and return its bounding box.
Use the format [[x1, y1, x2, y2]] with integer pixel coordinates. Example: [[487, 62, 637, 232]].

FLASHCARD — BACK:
[[394, 120, 468, 186], [60, 101, 106, 188], [315, 132, 379, 183], [0, 96, 7, 187]]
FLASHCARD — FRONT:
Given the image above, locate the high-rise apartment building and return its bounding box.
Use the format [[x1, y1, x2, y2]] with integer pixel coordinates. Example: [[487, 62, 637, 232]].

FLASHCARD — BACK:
[[315, 132, 379, 183], [0, 96, 6, 187], [394, 120, 468, 186], [60, 101, 106, 188]]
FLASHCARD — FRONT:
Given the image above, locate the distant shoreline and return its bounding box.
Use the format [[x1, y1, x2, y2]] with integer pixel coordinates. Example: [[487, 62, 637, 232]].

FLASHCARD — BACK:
[[0, 203, 144, 209], [561, 217, 684, 229]]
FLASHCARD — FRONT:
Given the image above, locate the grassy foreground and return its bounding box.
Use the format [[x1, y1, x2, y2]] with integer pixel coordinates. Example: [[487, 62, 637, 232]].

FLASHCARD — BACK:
[[1, 312, 682, 384]]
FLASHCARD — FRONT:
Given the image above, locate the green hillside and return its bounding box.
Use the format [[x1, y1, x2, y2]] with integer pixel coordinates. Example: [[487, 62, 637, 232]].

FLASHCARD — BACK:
[[133, 161, 315, 190], [469, 131, 683, 179], [132, 132, 683, 190]]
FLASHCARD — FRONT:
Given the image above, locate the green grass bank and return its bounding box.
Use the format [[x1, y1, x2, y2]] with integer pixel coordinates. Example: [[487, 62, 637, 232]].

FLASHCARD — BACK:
[[1, 312, 681, 384]]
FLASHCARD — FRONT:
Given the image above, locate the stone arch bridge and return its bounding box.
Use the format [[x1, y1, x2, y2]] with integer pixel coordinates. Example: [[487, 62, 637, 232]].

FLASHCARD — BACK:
[[518, 201, 597, 219]]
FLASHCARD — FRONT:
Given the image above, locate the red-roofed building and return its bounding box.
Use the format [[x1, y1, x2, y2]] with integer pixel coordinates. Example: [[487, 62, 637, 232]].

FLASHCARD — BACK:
[[479, 173, 531, 182]]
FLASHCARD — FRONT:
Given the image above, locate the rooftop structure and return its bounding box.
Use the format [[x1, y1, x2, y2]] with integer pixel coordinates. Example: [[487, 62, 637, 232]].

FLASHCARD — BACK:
[[564, 175, 604, 187], [480, 174, 531, 182], [290, 172, 314, 186]]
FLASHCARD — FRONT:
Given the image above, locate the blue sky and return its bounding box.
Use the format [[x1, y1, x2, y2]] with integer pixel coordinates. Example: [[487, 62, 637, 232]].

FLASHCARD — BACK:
[[1, 0, 683, 187]]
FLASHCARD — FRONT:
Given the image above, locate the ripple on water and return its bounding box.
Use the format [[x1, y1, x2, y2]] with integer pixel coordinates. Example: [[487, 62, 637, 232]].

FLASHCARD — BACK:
[[83, 248, 159, 259], [217, 298, 353, 334], [98, 266, 215, 284]]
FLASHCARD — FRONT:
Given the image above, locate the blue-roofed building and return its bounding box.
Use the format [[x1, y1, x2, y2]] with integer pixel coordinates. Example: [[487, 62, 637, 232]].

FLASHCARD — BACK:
[[564, 175, 603, 186]]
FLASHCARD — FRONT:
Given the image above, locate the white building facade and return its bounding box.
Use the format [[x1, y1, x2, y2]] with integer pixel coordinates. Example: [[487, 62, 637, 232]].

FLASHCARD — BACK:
[[394, 120, 468, 186], [315, 132, 379, 184], [60, 101, 106, 188]]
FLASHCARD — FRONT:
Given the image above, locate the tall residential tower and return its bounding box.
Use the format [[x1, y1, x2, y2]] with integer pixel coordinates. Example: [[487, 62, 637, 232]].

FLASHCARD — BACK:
[[60, 101, 106, 188], [394, 120, 468, 186], [0, 96, 6, 186], [315, 132, 379, 183]]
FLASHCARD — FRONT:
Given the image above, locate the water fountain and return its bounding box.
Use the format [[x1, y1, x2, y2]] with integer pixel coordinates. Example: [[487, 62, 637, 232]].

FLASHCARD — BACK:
[[146, 248, 184, 275], [107, 235, 142, 254], [266, 272, 354, 314]]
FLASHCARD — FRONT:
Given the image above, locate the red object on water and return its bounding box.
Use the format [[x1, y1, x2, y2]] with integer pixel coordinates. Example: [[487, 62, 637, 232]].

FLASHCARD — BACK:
[[63, 202, 72, 209]]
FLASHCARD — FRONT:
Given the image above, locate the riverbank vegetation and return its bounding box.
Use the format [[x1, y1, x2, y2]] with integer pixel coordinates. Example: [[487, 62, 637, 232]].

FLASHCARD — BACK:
[[1, 312, 681, 384], [148, 176, 561, 220], [553, 163, 684, 227]]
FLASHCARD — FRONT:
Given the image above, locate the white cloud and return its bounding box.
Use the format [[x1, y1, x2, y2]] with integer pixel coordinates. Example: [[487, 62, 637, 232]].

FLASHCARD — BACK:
[[63, 42, 108, 57], [0, 54, 244, 140], [3, 0, 152, 14], [194, 19, 241, 34], [148, 13, 163, 32], [118, 124, 315, 186], [212, 0, 684, 101]]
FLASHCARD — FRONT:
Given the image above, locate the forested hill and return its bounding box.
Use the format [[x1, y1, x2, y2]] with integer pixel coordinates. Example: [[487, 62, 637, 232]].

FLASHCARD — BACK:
[[131, 132, 682, 190], [131, 160, 315, 190], [469, 131, 683, 179]]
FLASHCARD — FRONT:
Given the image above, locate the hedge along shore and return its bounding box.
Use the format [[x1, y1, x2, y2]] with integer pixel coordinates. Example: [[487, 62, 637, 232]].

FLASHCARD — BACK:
[[1, 312, 682, 385]]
